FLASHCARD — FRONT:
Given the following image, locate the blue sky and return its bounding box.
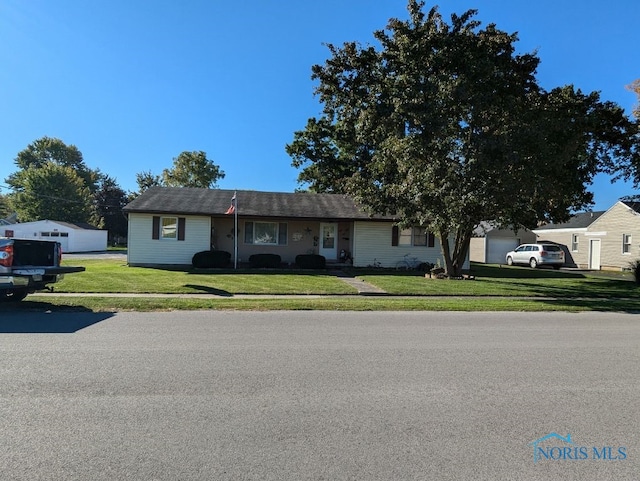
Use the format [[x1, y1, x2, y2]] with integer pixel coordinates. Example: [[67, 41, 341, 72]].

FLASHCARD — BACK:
[[1, 0, 638, 211]]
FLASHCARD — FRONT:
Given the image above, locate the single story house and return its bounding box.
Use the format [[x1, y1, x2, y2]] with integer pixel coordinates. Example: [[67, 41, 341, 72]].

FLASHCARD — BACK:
[[469, 222, 536, 264], [1, 220, 108, 253], [123, 187, 469, 269], [533, 201, 639, 270]]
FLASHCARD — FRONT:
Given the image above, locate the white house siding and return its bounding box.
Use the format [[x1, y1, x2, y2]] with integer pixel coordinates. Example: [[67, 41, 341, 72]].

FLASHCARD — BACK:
[[127, 213, 211, 266], [587, 202, 640, 270], [352, 221, 457, 268]]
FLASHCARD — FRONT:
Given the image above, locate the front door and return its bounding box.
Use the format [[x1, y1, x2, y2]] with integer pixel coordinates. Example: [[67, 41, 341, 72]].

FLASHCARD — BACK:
[[589, 239, 601, 270], [319, 223, 338, 260]]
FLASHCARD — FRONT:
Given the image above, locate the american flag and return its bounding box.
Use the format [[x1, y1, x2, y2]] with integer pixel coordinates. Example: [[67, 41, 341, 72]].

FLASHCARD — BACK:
[[225, 192, 236, 215]]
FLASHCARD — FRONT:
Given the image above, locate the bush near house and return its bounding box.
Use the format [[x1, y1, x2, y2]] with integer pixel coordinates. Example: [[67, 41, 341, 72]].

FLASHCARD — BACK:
[[192, 250, 231, 268], [630, 260, 640, 285], [249, 254, 282, 268], [295, 254, 326, 269]]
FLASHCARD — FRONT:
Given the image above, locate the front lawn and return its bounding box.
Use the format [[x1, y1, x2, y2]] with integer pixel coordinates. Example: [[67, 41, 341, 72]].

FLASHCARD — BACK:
[[57, 259, 639, 300], [58, 259, 357, 295], [352, 264, 637, 298]]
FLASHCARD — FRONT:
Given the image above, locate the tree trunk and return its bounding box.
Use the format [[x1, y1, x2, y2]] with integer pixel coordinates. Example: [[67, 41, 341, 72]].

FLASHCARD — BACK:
[[438, 227, 472, 278]]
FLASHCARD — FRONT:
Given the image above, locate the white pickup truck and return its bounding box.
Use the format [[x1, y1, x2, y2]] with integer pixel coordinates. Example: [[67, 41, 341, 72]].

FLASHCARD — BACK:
[[0, 238, 85, 301]]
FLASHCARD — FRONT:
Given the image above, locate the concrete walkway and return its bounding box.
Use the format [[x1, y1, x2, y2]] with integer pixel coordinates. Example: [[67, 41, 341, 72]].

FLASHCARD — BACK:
[[329, 270, 388, 295]]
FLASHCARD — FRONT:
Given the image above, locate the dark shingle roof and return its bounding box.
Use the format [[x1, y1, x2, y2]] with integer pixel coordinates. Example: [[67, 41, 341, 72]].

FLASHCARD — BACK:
[[536, 211, 605, 230], [123, 187, 392, 220]]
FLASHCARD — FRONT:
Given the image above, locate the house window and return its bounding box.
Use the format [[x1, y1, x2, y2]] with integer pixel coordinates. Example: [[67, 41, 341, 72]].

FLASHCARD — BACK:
[[244, 222, 287, 245], [572, 234, 579, 252], [397, 226, 435, 247], [398, 228, 412, 246], [623, 234, 632, 254], [161, 217, 178, 240]]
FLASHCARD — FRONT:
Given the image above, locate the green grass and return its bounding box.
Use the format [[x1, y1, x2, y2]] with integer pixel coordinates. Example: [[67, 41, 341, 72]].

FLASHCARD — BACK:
[[58, 259, 357, 295], [31, 259, 637, 312], [6, 295, 640, 313], [353, 264, 637, 298]]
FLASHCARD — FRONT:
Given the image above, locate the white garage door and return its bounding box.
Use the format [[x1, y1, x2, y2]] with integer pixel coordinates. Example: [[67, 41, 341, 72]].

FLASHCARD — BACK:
[[487, 238, 519, 264]]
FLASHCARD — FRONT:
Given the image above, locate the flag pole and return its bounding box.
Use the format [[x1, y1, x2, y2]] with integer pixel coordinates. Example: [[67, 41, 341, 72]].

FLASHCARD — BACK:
[[234, 191, 238, 270]]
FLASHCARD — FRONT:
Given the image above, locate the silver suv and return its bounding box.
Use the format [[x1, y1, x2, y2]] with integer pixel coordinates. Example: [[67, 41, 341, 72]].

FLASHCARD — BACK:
[[505, 243, 565, 269]]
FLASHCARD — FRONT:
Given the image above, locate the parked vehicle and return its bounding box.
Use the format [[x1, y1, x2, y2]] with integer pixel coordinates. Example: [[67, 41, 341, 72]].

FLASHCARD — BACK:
[[505, 243, 565, 269], [0, 238, 85, 301]]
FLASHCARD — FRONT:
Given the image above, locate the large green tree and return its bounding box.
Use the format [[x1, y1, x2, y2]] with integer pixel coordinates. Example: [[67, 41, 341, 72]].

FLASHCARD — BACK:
[[7, 136, 99, 193], [161, 151, 225, 188], [0, 193, 10, 220], [94, 174, 129, 244], [287, 1, 638, 276], [6, 137, 101, 223], [9, 163, 95, 223]]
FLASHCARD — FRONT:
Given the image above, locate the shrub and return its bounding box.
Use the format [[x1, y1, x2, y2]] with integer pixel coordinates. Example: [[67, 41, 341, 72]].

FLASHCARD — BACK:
[[249, 253, 282, 268], [630, 259, 640, 285], [295, 254, 326, 269], [417, 262, 434, 273], [192, 250, 231, 268]]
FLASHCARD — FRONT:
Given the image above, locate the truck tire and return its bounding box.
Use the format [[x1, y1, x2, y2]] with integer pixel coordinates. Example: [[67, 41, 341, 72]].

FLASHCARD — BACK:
[[0, 288, 29, 302]]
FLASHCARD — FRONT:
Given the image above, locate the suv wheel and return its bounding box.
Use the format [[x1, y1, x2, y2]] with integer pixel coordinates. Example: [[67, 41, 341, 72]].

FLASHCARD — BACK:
[[529, 258, 538, 269], [506, 256, 514, 266]]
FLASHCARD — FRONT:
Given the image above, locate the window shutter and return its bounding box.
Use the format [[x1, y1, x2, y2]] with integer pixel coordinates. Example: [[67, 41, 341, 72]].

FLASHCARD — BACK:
[[152, 216, 160, 240], [177, 217, 186, 241], [244, 222, 253, 244], [278, 223, 288, 245], [428, 232, 435, 248], [391, 225, 399, 246]]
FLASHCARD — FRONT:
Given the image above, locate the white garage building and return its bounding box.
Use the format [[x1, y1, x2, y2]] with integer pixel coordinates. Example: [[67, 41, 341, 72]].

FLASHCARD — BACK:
[[2, 220, 108, 253], [469, 222, 536, 264]]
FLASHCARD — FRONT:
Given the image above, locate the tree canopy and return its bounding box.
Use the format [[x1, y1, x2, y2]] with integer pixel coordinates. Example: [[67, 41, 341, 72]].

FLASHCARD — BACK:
[[9, 163, 95, 223], [287, 1, 639, 276], [162, 151, 225, 188], [6, 137, 102, 224], [7, 136, 99, 193]]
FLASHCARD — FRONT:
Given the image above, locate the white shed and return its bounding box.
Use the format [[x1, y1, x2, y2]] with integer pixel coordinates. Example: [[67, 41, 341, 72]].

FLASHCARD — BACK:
[[1, 220, 108, 253]]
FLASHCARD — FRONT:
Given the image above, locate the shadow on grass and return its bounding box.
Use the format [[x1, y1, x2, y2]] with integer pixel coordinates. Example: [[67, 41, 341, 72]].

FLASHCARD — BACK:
[[532, 298, 640, 313], [187, 268, 334, 276], [469, 264, 590, 279], [183, 284, 233, 297], [345, 264, 589, 279], [0, 301, 113, 333]]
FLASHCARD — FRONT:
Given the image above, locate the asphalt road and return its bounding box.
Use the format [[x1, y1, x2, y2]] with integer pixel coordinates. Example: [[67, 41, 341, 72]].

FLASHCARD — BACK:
[[0, 311, 638, 480]]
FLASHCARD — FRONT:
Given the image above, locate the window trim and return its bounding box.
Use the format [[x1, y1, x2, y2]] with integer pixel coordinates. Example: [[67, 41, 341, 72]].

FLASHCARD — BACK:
[[622, 233, 632, 254], [571, 234, 579, 252]]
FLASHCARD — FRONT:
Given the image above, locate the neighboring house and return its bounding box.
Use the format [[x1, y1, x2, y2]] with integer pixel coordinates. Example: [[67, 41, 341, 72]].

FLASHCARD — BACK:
[[123, 187, 469, 269], [1, 220, 108, 253], [469, 222, 536, 264], [534, 201, 640, 270]]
